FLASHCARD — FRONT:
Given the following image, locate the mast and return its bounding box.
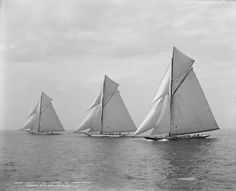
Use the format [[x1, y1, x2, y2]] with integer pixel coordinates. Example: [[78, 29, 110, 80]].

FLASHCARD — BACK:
[[169, 48, 174, 137], [37, 93, 42, 133], [100, 77, 105, 134]]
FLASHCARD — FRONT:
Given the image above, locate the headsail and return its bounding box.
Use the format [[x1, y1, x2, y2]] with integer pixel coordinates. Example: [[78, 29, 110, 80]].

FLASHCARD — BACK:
[[28, 102, 39, 117], [20, 101, 40, 131], [152, 65, 170, 102], [134, 97, 164, 135], [20, 113, 39, 131], [88, 90, 102, 111], [150, 95, 170, 136], [77, 105, 100, 131], [89, 105, 102, 132], [134, 63, 171, 136]]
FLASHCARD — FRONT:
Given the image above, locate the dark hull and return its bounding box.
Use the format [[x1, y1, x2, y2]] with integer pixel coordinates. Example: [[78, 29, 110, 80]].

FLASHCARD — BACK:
[[74, 131, 130, 137], [144, 135, 210, 141], [144, 136, 167, 141], [27, 131, 63, 135]]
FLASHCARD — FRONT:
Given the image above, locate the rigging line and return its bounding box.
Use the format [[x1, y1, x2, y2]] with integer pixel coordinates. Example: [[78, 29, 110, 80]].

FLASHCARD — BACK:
[[40, 103, 52, 114], [100, 78, 105, 134], [172, 128, 219, 136], [103, 89, 119, 108], [37, 94, 42, 133], [172, 67, 193, 96]]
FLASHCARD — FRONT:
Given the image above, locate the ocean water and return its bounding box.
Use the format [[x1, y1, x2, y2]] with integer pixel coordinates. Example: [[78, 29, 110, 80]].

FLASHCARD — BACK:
[[0, 129, 235, 191]]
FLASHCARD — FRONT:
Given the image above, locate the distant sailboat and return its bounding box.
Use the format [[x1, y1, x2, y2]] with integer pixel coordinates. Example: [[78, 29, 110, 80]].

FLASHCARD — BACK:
[[75, 75, 136, 137], [134, 47, 219, 140], [20, 92, 65, 135]]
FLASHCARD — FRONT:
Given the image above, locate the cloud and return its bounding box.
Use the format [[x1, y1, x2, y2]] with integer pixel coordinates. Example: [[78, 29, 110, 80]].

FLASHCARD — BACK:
[[2, 0, 236, 63], [1, 0, 236, 129]]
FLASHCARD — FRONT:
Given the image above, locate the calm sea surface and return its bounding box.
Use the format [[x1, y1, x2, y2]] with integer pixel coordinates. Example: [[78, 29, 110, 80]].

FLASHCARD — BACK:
[[0, 129, 235, 191]]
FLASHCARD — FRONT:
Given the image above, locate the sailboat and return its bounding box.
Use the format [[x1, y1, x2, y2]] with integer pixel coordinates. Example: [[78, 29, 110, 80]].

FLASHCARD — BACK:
[[20, 92, 65, 135], [134, 47, 219, 140], [75, 75, 136, 137]]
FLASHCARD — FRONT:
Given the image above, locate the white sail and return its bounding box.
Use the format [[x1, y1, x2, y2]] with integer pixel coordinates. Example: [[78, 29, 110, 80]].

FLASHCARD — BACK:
[[20, 92, 64, 133], [88, 90, 102, 111], [136, 47, 219, 138], [89, 105, 102, 132], [77, 105, 99, 131], [135, 62, 171, 136], [77, 75, 136, 134], [21, 113, 39, 131], [150, 95, 170, 136], [103, 75, 119, 102], [134, 97, 164, 135], [153, 65, 170, 102], [102, 91, 136, 133], [39, 103, 65, 132], [28, 102, 39, 117], [20, 101, 40, 131], [41, 92, 52, 109], [172, 69, 219, 135], [172, 47, 194, 93]]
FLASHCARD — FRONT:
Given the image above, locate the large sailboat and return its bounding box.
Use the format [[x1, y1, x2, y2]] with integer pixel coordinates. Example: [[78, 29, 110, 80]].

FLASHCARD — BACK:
[[20, 92, 65, 135], [75, 75, 136, 137], [134, 47, 219, 140]]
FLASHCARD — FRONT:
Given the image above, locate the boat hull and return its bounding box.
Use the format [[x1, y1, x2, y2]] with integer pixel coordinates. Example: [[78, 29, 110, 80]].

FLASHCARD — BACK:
[[144, 136, 166, 141], [144, 134, 210, 141], [88, 134, 126, 138], [74, 131, 130, 138]]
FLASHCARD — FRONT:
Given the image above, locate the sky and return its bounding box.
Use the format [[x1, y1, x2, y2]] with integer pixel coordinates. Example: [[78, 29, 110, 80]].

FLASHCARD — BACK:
[[0, 0, 236, 130]]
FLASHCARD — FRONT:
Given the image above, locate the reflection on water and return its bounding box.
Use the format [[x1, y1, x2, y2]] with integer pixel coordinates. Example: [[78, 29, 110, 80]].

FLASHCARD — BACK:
[[0, 130, 236, 191], [155, 139, 216, 190]]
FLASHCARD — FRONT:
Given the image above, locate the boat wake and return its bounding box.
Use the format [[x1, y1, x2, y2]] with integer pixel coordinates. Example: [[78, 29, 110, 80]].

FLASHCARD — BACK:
[[178, 177, 197, 181], [158, 138, 169, 142]]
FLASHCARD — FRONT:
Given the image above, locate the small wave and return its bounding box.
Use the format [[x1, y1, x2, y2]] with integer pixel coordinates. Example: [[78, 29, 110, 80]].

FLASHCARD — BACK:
[[3, 162, 15, 167], [178, 177, 197, 181], [145, 139, 154, 142], [125, 175, 146, 180], [158, 138, 169, 142]]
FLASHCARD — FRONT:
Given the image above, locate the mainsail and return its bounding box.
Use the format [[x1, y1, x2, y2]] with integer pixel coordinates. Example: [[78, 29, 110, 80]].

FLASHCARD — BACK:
[[134, 47, 219, 137], [77, 75, 136, 134], [20, 92, 64, 133], [171, 69, 219, 135]]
